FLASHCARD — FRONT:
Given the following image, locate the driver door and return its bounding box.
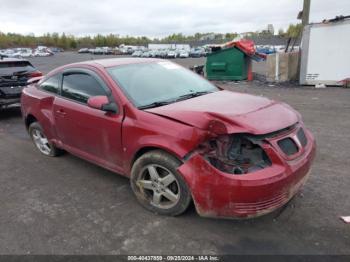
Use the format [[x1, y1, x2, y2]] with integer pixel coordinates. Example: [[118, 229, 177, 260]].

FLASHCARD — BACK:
[[53, 68, 124, 172]]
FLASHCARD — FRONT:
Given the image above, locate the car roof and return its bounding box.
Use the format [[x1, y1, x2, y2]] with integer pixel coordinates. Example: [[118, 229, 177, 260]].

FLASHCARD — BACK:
[[76, 58, 162, 68], [46, 58, 167, 77]]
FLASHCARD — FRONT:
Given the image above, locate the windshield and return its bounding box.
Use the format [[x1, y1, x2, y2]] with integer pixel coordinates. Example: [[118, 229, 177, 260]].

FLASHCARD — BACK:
[[107, 61, 218, 108]]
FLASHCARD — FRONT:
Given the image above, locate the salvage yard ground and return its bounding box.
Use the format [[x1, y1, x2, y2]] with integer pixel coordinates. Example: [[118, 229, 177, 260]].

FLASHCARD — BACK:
[[0, 52, 349, 254]]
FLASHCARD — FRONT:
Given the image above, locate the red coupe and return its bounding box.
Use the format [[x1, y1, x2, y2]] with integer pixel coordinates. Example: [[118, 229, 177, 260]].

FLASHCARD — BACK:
[[21, 58, 316, 218]]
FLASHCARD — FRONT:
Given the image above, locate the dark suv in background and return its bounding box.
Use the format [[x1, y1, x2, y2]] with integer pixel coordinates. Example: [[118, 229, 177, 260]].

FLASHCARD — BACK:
[[0, 57, 42, 108]]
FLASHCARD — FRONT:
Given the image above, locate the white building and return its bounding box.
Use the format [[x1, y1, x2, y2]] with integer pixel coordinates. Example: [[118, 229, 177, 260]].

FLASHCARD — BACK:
[[200, 33, 216, 41], [267, 24, 274, 35]]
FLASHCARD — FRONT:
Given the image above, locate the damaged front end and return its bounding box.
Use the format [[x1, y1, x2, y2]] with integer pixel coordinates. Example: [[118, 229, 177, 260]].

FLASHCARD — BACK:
[[178, 121, 316, 219], [198, 134, 271, 175]]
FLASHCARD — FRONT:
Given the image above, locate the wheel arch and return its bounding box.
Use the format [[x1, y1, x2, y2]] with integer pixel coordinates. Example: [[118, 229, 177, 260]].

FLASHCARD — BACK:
[[130, 146, 184, 170], [129, 145, 193, 216], [25, 114, 38, 130]]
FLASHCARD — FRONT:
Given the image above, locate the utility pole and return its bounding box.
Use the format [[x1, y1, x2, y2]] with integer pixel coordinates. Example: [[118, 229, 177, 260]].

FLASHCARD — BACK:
[[302, 0, 311, 26], [297, 0, 311, 83]]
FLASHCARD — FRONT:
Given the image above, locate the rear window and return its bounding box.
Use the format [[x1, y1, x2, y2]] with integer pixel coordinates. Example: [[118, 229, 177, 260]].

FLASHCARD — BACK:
[[0, 61, 33, 68], [0, 61, 35, 75]]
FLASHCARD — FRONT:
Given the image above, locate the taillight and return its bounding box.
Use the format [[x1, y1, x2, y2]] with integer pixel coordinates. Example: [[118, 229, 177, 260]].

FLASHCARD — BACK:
[[28, 70, 43, 78]]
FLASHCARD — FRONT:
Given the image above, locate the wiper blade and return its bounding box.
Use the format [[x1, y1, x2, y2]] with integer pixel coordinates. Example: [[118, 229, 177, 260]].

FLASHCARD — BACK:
[[139, 91, 213, 109], [176, 91, 213, 101], [138, 100, 174, 110]]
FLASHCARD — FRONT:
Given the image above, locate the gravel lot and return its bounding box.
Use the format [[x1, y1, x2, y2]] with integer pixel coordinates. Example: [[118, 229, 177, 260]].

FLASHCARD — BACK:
[[0, 52, 349, 255]]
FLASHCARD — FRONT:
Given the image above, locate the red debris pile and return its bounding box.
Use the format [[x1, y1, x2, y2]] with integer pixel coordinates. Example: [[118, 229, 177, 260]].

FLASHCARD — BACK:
[[338, 78, 350, 88], [210, 39, 266, 61]]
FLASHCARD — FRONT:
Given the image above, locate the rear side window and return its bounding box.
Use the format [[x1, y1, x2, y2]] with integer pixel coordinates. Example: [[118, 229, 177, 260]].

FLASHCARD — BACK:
[[62, 73, 107, 104], [40, 75, 60, 94]]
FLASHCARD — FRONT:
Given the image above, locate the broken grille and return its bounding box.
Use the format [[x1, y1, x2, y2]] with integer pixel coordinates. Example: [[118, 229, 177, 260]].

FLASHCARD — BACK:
[[297, 128, 308, 147], [278, 137, 298, 156], [276, 127, 308, 156]]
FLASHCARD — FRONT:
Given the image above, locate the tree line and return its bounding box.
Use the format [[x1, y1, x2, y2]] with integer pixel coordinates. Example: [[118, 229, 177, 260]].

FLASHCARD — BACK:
[[0, 32, 240, 49], [0, 24, 301, 49], [278, 24, 303, 38]]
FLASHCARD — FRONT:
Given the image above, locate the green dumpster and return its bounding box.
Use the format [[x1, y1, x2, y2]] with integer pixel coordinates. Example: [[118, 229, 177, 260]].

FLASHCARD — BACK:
[[206, 47, 249, 81]]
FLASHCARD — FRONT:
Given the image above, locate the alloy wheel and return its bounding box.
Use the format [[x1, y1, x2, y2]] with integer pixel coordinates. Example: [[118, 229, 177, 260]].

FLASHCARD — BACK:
[[137, 164, 180, 209], [31, 129, 52, 155]]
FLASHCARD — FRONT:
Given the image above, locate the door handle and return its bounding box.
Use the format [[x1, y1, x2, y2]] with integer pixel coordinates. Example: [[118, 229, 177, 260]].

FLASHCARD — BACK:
[[56, 109, 66, 116]]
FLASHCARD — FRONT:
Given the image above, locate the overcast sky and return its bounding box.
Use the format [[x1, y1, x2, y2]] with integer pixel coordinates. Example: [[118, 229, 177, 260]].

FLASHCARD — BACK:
[[1, 0, 350, 38]]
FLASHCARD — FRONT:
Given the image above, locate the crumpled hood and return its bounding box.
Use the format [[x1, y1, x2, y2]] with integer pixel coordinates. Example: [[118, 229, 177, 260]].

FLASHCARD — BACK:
[[146, 90, 299, 135]]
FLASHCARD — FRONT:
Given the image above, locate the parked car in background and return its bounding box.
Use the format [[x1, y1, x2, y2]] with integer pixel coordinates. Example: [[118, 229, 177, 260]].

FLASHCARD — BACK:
[[3, 49, 22, 59], [113, 48, 123, 55], [21, 58, 315, 219], [131, 51, 142, 57], [33, 46, 54, 57], [91, 47, 104, 55], [102, 47, 113, 55], [275, 45, 286, 53], [149, 50, 158, 58], [128, 48, 136, 55], [166, 50, 177, 58], [9, 49, 24, 59], [0, 58, 42, 108], [92, 47, 113, 55], [179, 50, 189, 58], [50, 47, 64, 53], [120, 47, 138, 55], [256, 45, 276, 54], [190, 48, 205, 58], [119, 48, 127, 54], [189, 48, 199, 57], [158, 50, 168, 58], [18, 48, 34, 58], [78, 48, 90, 54], [0, 50, 7, 57], [34, 50, 52, 57], [0, 49, 31, 58], [36, 45, 48, 52], [141, 51, 151, 58]]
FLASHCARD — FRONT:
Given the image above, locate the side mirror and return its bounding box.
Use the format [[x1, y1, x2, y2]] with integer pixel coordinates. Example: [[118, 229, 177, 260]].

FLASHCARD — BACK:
[[87, 96, 118, 113]]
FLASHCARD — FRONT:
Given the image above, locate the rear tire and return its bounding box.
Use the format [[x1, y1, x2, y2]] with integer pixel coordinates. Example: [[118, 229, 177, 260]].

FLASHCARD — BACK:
[[29, 122, 63, 157], [130, 150, 191, 216]]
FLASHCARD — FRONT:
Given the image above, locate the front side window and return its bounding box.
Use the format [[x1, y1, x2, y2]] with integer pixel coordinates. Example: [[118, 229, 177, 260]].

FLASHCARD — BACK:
[[62, 73, 107, 104], [107, 61, 218, 108], [39, 74, 60, 94]]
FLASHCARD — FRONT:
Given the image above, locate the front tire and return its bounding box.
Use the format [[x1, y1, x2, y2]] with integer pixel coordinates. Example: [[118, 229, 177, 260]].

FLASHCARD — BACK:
[[29, 122, 62, 157], [130, 150, 191, 216]]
